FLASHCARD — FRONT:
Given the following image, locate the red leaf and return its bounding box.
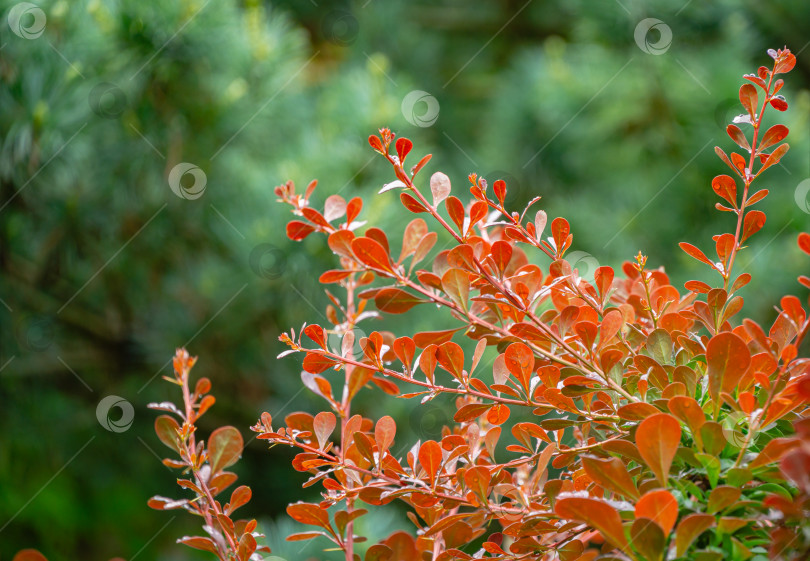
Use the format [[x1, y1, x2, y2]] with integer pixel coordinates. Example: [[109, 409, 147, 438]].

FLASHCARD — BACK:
[[711, 175, 737, 207], [302, 352, 337, 374], [419, 440, 442, 484], [798, 233, 810, 256], [758, 124, 789, 153], [209, 426, 243, 474], [467, 201, 488, 236], [313, 411, 336, 450], [635, 489, 678, 534], [594, 266, 614, 299], [715, 147, 741, 177], [375, 415, 396, 455], [758, 143, 789, 175], [393, 336, 416, 370], [741, 210, 766, 242], [636, 413, 681, 487], [177, 537, 219, 554], [319, 270, 351, 284], [679, 242, 715, 268], [304, 324, 327, 348], [436, 341, 465, 381], [769, 95, 788, 111], [707, 332, 751, 402], [411, 153, 433, 177], [352, 237, 393, 273], [12, 551, 49, 561], [442, 268, 470, 312], [287, 221, 315, 241], [227, 485, 252, 514], [490, 241, 513, 275], [739, 84, 758, 120], [726, 124, 750, 152], [346, 197, 363, 224], [400, 192, 428, 213], [374, 288, 425, 314], [750, 437, 800, 469], [368, 135, 384, 153], [395, 138, 413, 162], [328, 230, 355, 257], [445, 196, 465, 233], [464, 466, 491, 501], [775, 52, 796, 74], [555, 497, 628, 550], [551, 217, 570, 253], [454, 403, 491, 422], [504, 342, 534, 393], [486, 403, 510, 425], [287, 502, 331, 529], [413, 328, 460, 349]]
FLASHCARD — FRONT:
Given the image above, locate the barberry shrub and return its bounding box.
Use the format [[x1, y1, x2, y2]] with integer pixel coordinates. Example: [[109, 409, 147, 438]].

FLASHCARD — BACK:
[[137, 48, 809, 561]]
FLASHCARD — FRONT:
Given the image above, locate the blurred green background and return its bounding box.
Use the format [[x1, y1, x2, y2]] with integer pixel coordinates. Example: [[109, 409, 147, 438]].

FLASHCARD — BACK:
[[1, 0, 808, 559]]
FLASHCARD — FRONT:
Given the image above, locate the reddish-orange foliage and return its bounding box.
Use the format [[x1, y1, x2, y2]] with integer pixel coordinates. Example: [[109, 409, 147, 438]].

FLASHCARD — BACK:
[[128, 47, 809, 561]]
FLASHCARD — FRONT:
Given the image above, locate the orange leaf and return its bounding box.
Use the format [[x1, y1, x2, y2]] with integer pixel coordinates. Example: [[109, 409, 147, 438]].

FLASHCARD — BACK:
[[12, 551, 49, 561], [287, 501, 331, 530], [442, 268, 470, 312], [675, 513, 715, 557], [504, 342, 534, 393], [208, 426, 243, 474], [313, 411, 336, 450], [374, 287, 425, 314], [436, 341, 465, 381], [749, 437, 800, 469], [667, 396, 706, 436], [741, 210, 766, 242], [636, 413, 681, 487], [352, 237, 393, 273], [707, 332, 751, 402], [555, 497, 629, 550], [739, 84, 758, 120], [445, 196, 465, 232], [635, 489, 678, 534], [419, 440, 443, 485], [679, 242, 715, 268], [375, 415, 396, 455]]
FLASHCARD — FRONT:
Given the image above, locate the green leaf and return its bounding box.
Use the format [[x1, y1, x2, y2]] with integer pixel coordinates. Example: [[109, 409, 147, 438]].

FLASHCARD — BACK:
[[631, 518, 665, 561]]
